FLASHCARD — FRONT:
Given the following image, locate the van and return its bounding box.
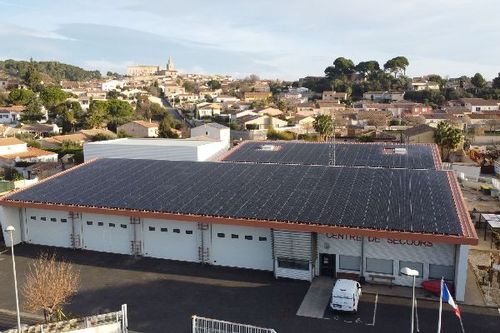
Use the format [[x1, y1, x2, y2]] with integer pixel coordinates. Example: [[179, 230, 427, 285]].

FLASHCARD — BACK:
[[330, 279, 362, 313]]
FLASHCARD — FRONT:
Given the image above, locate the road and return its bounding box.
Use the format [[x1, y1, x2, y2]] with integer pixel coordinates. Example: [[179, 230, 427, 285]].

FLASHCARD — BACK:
[[161, 97, 194, 128], [1, 244, 499, 333]]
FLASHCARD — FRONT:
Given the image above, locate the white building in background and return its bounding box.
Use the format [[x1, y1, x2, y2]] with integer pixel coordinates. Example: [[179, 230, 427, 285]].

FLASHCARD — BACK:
[[83, 138, 229, 162], [101, 80, 126, 91], [191, 123, 230, 148]]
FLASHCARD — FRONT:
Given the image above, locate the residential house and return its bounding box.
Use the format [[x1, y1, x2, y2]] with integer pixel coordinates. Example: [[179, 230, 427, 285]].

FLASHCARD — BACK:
[[295, 115, 315, 133], [423, 113, 461, 128], [403, 124, 435, 144], [237, 115, 287, 130], [117, 120, 159, 138], [251, 82, 271, 92], [459, 98, 499, 112], [411, 79, 440, 91], [196, 102, 222, 118], [191, 123, 230, 147], [20, 123, 60, 137], [296, 102, 317, 113], [243, 91, 272, 102], [363, 91, 405, 102], [0, 137, 58, 167], [38, 129, 117, 148], [215, 96, 240, 103], [0, 106, 24, 124], [101, 80, 125, 91], [0, 125, 23, 138], [317, 101, 346, 114], [322, 91, 347, 102], [256, 107, 283, 117], [226, 109, 258, 121]]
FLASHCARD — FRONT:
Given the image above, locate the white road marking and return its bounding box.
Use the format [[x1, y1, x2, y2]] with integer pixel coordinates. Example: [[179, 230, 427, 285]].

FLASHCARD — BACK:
[[366, 293, 378, 326], [344, 320, 352, 323]]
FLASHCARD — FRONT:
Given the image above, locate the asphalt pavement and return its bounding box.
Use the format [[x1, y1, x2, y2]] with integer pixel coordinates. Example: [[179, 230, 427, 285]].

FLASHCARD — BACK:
[[0, 244, 498, 333]]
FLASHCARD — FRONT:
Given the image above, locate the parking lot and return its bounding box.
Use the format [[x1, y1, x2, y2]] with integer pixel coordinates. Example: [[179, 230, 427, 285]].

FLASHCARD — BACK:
[[0, 244, 499, 332]]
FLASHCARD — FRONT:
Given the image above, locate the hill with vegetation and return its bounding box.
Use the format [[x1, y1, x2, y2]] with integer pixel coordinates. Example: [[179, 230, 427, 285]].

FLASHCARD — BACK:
[[0, 59, 101, 82]]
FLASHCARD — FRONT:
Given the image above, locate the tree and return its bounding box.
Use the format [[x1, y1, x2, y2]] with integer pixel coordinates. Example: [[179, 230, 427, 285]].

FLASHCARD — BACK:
[[39, 86, 69, 110], [313, 114, 333, 141], [324, 57, 355, 80], [434, 121, 463, 161], [493, 73, 500, 89], [84, 100, 108, 129], [106, 89, 122, 99], [23, 63, 43, 91], [8, 88, 35, 105], [22, 253, 80, 323], [383, 56, 409, 77], [21, 96, 44, 122], [106, 99, 134, 131], [204, 94, 214, 102], [471, 73, 486, 89], [158, 118, 179, 138], [355, 61, 380, 77], [207, 80, 221, 90]]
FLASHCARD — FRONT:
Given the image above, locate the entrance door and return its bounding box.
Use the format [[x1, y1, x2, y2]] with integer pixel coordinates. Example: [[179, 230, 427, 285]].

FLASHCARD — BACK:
[[320, 254, 336, 277]]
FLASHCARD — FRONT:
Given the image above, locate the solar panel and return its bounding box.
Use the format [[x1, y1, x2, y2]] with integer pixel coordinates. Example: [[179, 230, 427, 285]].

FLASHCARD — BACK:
[[223, 141, 437, 170], [5, 158, 462, 236]]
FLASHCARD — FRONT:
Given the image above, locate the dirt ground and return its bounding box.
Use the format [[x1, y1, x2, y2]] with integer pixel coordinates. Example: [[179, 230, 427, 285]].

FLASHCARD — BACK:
[[469, 250, 500, 306]]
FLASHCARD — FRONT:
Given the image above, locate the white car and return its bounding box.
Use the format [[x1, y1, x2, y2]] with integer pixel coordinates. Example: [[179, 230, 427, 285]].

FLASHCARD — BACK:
[[330, 279, 362, 313]]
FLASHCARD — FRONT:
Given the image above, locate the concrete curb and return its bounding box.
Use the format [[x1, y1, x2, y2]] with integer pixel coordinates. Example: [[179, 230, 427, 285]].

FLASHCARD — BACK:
[[0, 308, 44, 321]]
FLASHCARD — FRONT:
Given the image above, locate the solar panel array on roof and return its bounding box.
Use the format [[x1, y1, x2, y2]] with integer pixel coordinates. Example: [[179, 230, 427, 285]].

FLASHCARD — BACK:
[[6, 158, 461, 236], [222, 141, 437, 170]]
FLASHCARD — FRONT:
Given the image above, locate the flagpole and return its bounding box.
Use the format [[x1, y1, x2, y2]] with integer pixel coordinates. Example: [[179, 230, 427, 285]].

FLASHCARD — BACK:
[[458, 315, 465, 333], [437, 277, 443, 333]]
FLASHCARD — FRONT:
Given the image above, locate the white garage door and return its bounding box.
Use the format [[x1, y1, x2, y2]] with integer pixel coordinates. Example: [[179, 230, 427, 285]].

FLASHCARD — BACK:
[[211, 224, 273, 271], [142, 218, 199, 262], [81, 213, 132, 255], [25, 208, 73, 248]]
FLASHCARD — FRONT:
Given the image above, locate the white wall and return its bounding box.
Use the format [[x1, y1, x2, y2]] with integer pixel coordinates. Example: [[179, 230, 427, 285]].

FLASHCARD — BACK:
[[0, 143, 27, 155], [84, 142, 199, 162], [454, 245, 469, 301], [196, 141, 229, 161], [318, 233, 456, 287], [0, 206, 22, 246]]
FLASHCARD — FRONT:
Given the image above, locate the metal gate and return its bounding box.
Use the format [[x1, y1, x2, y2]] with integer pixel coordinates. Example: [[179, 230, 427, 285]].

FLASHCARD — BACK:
[[192, 315, 277, 333]]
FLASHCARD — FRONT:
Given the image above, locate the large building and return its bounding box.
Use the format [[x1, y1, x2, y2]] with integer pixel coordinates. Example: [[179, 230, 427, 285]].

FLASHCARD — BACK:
[[0, 141, 476, 300], [126, 65, 160, 77]]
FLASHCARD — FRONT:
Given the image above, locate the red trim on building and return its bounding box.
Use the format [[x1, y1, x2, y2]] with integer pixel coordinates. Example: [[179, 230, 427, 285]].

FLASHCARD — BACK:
[[0, 199, 477, 245]]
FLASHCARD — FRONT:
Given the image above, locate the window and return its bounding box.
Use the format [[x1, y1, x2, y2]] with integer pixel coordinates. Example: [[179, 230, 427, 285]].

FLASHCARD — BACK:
[[173, 229, 180, 233], [86, 221, 93, 226], [30, 216, 36, 220], [231, 234, 239, 239], [98, 222, 104, 226], [339, 255, 361, 271], [109, 223, 115, 227], [160, 228, 168, 232], [217, 233, 225, 238], [429, 264, 454, 281], [149, 226, 156, 231], [186, 230, 193, 235], [399, 261, 423, 277], [366, 258, 393, 275], [40, 217, 46, 221], [120, 224, 127, 229], [51, 218, 57, 222], [244, 235, 253, 240], [61, 219, 67, 223], [258, 237, 267, 242], [277, 258, 309, 271]]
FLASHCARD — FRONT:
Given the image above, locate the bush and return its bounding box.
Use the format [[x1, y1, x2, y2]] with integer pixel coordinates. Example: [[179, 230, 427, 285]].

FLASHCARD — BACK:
[[4, 168, 24, 181], [298, 133, 319, 141], [267, 128, 295, 140], [358, 135, 374, 142]]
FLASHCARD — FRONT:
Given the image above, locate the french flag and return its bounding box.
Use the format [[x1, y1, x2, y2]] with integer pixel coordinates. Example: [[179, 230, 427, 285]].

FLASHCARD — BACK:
[[441, 282, 461, 318]]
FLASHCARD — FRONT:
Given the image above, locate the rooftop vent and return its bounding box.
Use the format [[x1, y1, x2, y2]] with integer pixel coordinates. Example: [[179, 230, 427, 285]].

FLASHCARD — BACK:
[[383, 147, 407, 155], [259, 144, 280, 151]]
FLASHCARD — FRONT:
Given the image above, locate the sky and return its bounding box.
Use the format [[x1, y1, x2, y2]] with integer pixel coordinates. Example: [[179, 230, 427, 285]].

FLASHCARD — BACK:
[[0, 0, 499, 81]]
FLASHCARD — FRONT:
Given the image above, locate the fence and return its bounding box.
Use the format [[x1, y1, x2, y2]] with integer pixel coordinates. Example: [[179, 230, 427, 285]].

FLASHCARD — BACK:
[[192, 316, 277, 333]]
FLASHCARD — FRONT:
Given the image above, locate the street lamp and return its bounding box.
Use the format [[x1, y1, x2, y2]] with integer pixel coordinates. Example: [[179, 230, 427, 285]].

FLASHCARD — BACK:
[[5, 226, 21, 333], [400, 267, 419, 333]]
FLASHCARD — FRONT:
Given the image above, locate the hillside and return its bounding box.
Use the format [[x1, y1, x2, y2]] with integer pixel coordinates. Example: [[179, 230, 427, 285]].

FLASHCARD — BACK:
[[0, 59, 101, 82]]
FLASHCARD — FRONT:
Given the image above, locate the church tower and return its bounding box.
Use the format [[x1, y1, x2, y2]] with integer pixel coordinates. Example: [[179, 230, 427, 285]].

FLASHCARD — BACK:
[[166, 56, 174, 71]]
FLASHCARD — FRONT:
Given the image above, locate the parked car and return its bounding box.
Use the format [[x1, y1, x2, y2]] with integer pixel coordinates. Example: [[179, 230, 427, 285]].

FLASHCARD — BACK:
[[330, 279, 362, 313]]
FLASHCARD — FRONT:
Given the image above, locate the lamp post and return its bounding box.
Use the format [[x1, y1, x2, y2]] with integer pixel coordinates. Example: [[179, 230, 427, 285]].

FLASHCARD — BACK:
[[5, 226, 21, 333], [400, 267, 419, 333]]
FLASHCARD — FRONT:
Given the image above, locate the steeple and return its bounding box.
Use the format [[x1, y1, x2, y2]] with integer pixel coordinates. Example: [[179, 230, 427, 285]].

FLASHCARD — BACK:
[[167, 56, 174, 71]]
